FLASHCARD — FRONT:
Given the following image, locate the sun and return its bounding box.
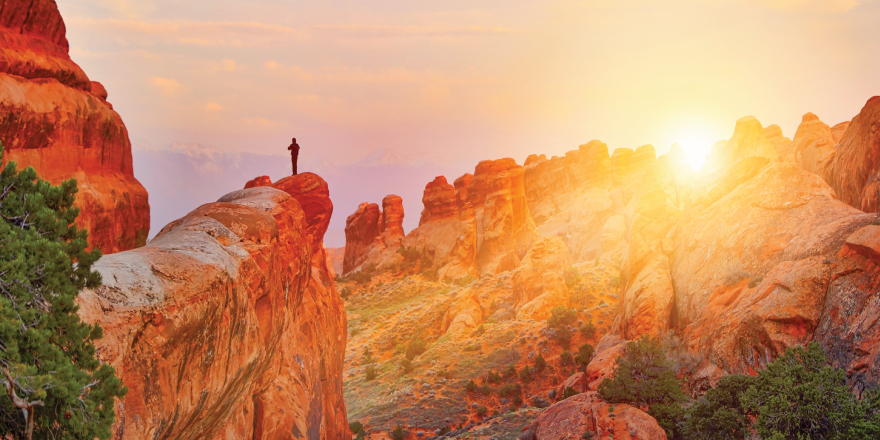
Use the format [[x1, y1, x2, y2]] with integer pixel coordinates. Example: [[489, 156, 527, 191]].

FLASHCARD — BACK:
[[675, 131, 715, 170]]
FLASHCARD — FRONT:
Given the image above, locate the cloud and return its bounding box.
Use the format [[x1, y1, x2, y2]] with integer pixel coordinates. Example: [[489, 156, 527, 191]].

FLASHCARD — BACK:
[[205, 102, 224, 111], [242, 117, 283, 128], [149, 77, 184, 96], [751, 0, 862, 11], [65, 17, 307, 47], [222, 59, 236, 72], [311, 25, 521, 38], [265, 60, 278, 69]]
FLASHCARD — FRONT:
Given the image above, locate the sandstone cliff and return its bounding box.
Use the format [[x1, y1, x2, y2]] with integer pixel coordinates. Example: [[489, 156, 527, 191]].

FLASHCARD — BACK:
[[0, 0, 150, 253], [827, 96, 880, 213], [78, 173, 347, 439]]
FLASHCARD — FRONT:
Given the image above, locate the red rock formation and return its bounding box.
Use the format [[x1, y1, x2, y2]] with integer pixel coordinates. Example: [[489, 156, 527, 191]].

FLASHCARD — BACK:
[[528, 392, 667, 440], [831, 121, 850, 145], [420, 176, 457, 225], [764, 124, 791, 154], [381, 194, 404, 237], [671, 162, 872, 373], [787, 112, 837, 176], [702, 116, 777, 176], [0, 0, 150, 254], [343, 202, 381, 273], [513, 236, 572, 314], [325, 246, 345, 276], [475, 160, 537, 275], [273, 173, 333, 259], [77, 182, 347, 439], [827, 96, 880, 213], [245, 175, 272, 188], [453, 173, 473, 209]]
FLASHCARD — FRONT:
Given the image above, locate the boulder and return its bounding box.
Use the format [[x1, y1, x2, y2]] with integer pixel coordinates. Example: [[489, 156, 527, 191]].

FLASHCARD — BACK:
[[530, 392, 667, 440], [245, 175, 272, 188], [516, 272, 571, 321], [381, 194, 405, 240]]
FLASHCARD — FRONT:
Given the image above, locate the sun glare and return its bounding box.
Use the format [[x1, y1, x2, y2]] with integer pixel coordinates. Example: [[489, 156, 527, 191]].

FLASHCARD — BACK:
[[675, 132, 714, 170]]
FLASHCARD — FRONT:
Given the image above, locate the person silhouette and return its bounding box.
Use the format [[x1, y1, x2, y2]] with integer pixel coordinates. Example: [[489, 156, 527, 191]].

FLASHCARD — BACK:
[[288, 138, 301, 175]]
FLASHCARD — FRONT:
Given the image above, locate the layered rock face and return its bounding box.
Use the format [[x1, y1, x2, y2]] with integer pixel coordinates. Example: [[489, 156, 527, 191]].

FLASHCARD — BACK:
[[0, 0, 149, 253], [78, 174, 347, 439], [528, 392, 666, 440], [343, 202, 381, 273], [343, 158, 538, 278], [782, 112, 837, 176], [827, 96, 880, 213]]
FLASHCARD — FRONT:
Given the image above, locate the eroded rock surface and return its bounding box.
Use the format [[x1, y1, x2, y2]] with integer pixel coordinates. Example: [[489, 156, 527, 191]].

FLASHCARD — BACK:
[[0, 0, 150, 253], [78, 176, 347, 439]]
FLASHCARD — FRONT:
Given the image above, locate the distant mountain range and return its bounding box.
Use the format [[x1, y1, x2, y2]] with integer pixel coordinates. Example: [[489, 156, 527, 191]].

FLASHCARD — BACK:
[[133, 143, 457, 247]]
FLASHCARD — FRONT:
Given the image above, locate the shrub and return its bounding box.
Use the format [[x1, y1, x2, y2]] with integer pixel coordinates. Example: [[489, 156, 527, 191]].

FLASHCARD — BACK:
[[476, 405, 488, 417], [560, 350, 574, 365], [487, 370, 502, 384], [741, 342, 880, 440], [365, 366, 378, 381], [391, 424, 405, 440], [465, 380, 477, 392], [535, 354, 547, 373], [679, 374, 755, 440], [520, 365, 535, 383], [575, 343, 595, 367], [598, 336, 685, 407], [478, 384, 491, 396], [503, 363, 518, 377], [361, 347, 377, 365], [579, 321, 597, 339], [340, 286, 352, 299], [0, 147, 126, 440], [405, 338, 428, 360], [397, 245, 421, 263], [472, 324, 486, 337], [498, 383, 523, 398], [454, 274, 476, 287], [648, 403, 687, 440], [349, 421, 364, 435], [547, 306, 578, 329], [564, 266, 582, 288], [400, 358, 414, 374], [555, 326, 573, 349], [437, 369, 455, 380], [562, 386, 580, 400]]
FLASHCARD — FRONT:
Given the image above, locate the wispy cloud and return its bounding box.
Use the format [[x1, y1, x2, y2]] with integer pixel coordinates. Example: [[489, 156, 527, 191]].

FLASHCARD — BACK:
[[65, 17, 307, 47], [149, 77, 184, 96], [756, 0, 862, 12], [311, 24, 521, 38]]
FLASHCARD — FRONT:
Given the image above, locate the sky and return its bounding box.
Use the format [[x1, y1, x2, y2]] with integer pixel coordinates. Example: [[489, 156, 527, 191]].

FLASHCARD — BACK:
[[57, 0, 880, 240]]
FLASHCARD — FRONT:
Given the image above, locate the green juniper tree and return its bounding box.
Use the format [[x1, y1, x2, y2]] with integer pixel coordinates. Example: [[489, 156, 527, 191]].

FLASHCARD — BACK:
[[0, 146, 126, 439]]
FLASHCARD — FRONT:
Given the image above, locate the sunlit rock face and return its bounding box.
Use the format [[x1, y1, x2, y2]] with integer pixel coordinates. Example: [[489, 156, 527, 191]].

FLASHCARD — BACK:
[[826, 96, 880, 213], [78, 176, 348, 440], [343, 202, 381, 273], [0, 0, 149, 253], [787, 112, 837, 176], [528, 392, 667, 440]]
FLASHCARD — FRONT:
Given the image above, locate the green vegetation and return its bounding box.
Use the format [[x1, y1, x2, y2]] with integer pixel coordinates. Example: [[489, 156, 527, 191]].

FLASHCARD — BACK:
[[399, 358, 414, 374], [361, 347, 377, 365], [391, 424, 405, 440], [466, 380, 477, 392], [575, 343, 595, 368], [503, 363, 517, 378], [554, 326, 573, 349], [535, 354, 547, 373], [579, 321, 597, 339], [564, 266, 582, 288], [487, 370, 502, 384], [519, 365, 535, 384], [0, 147, 127, 440], [476, 405, 488, 417], [649, 342, 880, 440], [365, 366, 378, 381], [562, 386, 580, 400], [349, 420, 365, 439], [598, 336, 686, 407], [478, 383, 491, 396], [547, 305, 578, 329], [340, 285, 352, 299], [405, 338, 427, 360], [453, 274, 476, 287], [560, 350, 574, 365]]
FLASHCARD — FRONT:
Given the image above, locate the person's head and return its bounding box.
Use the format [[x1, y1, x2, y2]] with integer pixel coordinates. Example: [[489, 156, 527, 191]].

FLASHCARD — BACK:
[[292, 138, 297, 143]]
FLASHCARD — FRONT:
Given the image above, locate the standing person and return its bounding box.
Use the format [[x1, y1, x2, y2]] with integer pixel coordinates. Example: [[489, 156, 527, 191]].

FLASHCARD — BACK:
[[288, 138, 301, 175]]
